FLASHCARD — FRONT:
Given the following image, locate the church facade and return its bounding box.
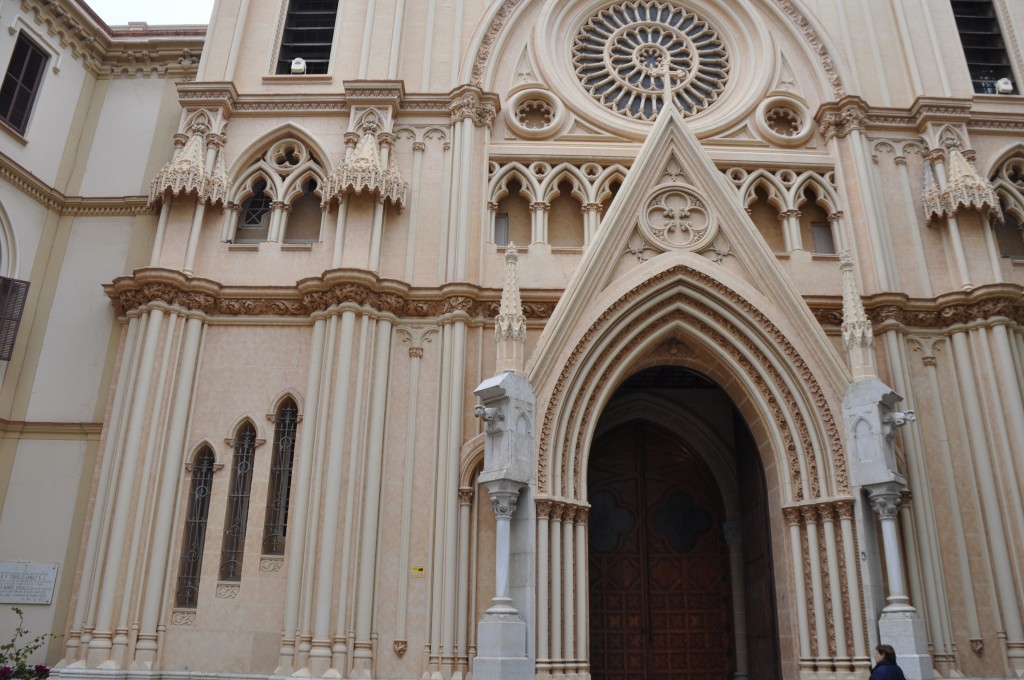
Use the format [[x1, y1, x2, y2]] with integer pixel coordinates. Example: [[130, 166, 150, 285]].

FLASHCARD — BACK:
[[1, 1, 1024, 679]]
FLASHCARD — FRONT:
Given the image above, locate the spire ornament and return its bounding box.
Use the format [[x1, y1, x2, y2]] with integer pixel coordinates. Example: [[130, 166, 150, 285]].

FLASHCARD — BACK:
[[495, 244, 527, 374], [840, 251, 876, 380], [942, 148, 1000, 222], [323, 113, 408, 210], [147, 117, 230, 209], [922, 163, 943, 225], [922, 148, 1001, 225]]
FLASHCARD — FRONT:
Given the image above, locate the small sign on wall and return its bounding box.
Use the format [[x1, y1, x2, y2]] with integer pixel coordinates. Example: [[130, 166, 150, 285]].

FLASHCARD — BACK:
[[410, 566, 425, 578], [0, 562, 58, 604]]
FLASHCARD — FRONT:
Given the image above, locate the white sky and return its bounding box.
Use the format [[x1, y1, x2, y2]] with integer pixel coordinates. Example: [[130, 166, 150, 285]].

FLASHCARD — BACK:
[[86, 0, 215, 25]]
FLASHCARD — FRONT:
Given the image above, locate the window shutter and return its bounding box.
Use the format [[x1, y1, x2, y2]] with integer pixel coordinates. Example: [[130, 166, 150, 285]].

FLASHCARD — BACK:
[[0, 276, 30, 361]]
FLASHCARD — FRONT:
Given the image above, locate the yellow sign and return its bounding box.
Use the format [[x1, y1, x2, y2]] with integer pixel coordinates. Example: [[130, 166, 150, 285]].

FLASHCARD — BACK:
[[411, 566, 425, 578]]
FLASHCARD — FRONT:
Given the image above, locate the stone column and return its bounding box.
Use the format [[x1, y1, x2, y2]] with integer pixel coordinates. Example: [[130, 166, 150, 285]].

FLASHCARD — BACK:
[[867, 483, 934, 680], [87, 307, 166, 668], [134, 314, 206, 667], [779, 209, 801, 251], [473, 368, 536, 680], [277, 316, 328, 674], [784, 507, 813, 671], [723, 521, 748, 679], [530, 202, 549, 245]]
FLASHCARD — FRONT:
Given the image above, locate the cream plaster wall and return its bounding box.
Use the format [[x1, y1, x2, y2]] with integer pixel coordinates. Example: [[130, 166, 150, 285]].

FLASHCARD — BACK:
[[26, 216, 133, 422], [78, 78, 174, 196], [0, 183, 47, 281], [0, 438, 87, 662]]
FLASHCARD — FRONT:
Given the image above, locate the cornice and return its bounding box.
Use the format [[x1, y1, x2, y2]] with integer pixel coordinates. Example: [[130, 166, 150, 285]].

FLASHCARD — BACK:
[[20, 0, 204, 79], [104, 267, 562, 320], [0, 151, 148, 215], [176, 82, 457, 117], [819, 96, 1024, 136], [808, 284, 1024, 331], [0, 417, 103, 439]]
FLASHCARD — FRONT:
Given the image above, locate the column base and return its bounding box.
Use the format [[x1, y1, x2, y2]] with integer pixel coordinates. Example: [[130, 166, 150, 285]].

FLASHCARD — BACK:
[[879, 609, 934, 680], [473, 616, 532, 680]]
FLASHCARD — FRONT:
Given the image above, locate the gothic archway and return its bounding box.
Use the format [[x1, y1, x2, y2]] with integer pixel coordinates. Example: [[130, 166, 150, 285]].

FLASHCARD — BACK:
[[587, 367, 781, 680]]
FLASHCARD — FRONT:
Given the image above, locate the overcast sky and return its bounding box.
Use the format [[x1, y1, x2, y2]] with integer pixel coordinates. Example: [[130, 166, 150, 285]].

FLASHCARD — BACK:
[[87, 0, 215, 25]]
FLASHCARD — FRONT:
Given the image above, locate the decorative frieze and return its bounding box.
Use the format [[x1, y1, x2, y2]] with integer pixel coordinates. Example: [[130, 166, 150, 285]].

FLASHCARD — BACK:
[[104, 268, 560, 320], [809, 285, 1024, 330]]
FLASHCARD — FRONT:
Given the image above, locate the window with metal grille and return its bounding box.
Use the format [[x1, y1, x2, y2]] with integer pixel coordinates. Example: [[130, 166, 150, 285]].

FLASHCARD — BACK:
[[0, 33, 48, 134], [275, 0, 340, 75], [219, 422, 257, 581], [0, 276, 29, 361], [175, 448, 215, 608], [951, 0, 1017, 94], [237, 180, 272, 242], [262, 399, 298, 555]]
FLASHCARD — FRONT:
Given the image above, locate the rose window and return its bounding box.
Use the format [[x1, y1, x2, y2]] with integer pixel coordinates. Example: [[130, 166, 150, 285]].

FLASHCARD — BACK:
[[572, 1, 730, 121]]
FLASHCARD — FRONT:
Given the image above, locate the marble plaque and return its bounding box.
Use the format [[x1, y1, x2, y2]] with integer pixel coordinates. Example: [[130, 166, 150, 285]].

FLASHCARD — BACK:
[[0, 562, 58, 604]]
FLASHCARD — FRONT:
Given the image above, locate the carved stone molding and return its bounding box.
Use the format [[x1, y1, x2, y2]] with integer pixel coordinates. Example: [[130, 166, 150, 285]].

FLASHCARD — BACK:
[[471, 0, 527, 87], [21, 0, 204, 79], [215, 583, 240, 598], [808, 285, 1024, 331], [393, 640, 408, 657], [259, 558, 284, 572], [540, 265, 846, 501], [449, 89, 498, 128], [489, 490, 519, 518], [535, 499, 554, 519], [104, 268, 560, 321], [817, 98, 868, 142], [171, 610, 196, 626]]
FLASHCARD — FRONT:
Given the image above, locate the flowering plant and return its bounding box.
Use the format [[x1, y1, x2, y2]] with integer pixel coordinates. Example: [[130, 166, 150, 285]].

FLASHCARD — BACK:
[[0, 608, 51, 680]]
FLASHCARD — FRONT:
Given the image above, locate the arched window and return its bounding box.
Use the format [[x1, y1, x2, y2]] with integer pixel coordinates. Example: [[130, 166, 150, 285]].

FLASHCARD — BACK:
[[284, 179, 322, 243], [996, 199, 1024, 258], [263, 399, 299, 555], [798, 186, 836, 254], [237, 180, 272, 243], [175, 448, 215, 608], [219, 422, 257, 581]]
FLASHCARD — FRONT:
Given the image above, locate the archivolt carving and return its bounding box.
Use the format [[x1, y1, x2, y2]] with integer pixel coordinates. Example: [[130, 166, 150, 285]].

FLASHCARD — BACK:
[[539, 265, 845, 501]]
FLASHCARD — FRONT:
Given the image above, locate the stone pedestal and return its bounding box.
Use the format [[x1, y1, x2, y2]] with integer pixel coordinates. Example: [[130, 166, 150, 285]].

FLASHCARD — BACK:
[[473, 615, 533, 680], [879, 609, 933, 680]]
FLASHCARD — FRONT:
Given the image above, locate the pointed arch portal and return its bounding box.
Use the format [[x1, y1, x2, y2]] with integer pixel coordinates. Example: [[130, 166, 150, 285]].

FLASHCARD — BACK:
[[587, 366, 781, 680]]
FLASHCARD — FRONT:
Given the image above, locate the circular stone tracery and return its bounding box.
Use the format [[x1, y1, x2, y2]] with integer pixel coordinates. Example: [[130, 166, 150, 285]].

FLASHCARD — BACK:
[[572, 1, 730, 121]]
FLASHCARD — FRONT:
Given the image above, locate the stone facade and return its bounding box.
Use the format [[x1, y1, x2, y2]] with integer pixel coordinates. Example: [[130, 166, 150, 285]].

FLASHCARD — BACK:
[[0, 1, 1023, 679]]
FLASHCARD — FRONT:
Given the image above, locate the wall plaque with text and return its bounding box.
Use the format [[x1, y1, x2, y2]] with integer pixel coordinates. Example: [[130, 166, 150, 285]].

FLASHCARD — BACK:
[[0, 562, 58, 604]]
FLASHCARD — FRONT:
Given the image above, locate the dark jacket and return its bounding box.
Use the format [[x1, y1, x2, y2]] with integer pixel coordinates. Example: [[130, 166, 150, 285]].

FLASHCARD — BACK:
[[870, 659, 907, 680]]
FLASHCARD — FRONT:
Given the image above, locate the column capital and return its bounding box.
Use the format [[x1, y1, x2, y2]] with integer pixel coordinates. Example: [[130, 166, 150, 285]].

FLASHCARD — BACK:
[[536, 499, 554, 519], [488, 489, 520, 519], [867, 483, 904, 520]]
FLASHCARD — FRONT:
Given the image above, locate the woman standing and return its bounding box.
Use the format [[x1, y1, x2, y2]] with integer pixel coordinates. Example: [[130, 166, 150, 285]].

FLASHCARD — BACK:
[[870, 644, 908, 680]]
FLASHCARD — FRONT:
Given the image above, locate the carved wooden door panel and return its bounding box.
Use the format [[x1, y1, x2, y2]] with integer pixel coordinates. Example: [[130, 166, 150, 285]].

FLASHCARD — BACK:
[[589, 421, 734, 680]]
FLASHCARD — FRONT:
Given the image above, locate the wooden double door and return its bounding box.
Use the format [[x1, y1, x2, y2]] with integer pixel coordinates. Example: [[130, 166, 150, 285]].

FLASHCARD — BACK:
[[588, 420, 735, 680]]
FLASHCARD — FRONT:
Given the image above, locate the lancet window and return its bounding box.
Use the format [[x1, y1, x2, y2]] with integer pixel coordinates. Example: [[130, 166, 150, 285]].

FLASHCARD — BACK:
[[991, 156, 1024, 258], [730, 168, 841, 254], [175, 447, 215, 608], [263, 399, 299, 555], [488, 161, 628, 248], [219, 422, 257, 581], [227, 137, 327, 244]]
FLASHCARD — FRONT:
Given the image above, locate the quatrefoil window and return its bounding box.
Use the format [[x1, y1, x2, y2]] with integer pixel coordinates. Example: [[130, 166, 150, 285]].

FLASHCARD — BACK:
[[641, 185, 717, 251], [572, 1, 730, 121]]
